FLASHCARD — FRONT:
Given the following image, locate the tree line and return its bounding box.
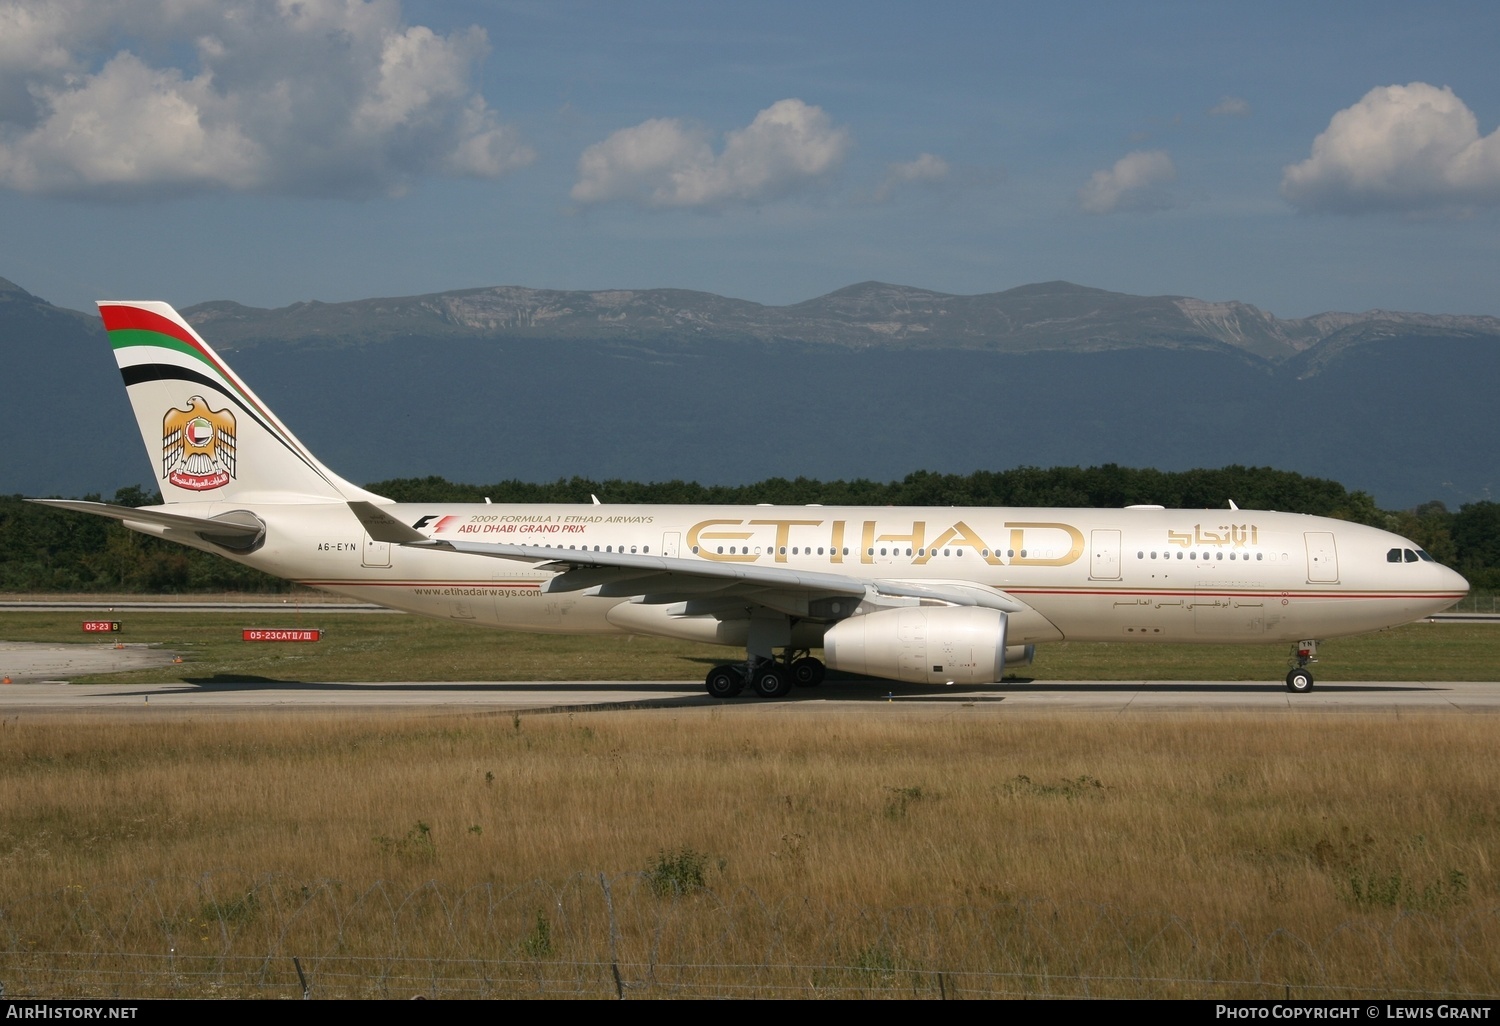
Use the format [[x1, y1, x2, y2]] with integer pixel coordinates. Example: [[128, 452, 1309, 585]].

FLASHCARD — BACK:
[[4, 465, 1496, 593]]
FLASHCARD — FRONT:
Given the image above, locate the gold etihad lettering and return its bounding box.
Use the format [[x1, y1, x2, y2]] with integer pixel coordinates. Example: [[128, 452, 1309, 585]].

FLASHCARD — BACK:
[[748, 519, 823, 563], [686, 519, 757, 562], [1003, 521, 1086, 566], [860, 520, 925, 563], [916, 520, 994, 565], [685, 517, 1084, 568]]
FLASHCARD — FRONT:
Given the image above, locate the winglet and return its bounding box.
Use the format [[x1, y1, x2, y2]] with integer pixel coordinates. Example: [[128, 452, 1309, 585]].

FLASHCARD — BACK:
[[348, 501, 430, 544]]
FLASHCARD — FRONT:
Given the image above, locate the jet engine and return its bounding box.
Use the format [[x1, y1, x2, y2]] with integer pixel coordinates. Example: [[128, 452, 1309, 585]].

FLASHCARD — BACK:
[[1005, 643, 1035, 668], [822, 606, 1008, 685]]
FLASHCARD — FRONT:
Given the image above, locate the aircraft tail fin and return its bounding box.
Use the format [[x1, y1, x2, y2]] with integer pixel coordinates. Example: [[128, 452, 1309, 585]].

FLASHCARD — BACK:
[[99, 301, 387, 505]]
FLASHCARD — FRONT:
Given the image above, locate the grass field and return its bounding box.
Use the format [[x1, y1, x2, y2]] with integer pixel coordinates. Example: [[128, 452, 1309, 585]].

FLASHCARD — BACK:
[[1, 708, 1497, 998], [2, 611, 1498, 997], [0, 611, 1497, 685]]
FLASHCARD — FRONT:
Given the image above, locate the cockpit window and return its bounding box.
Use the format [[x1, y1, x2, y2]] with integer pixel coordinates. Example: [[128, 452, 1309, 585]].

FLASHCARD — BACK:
[[1405, 549, 1419, 562], [1387, 548, 1402, 563], [1416, 550, 1436, 562]]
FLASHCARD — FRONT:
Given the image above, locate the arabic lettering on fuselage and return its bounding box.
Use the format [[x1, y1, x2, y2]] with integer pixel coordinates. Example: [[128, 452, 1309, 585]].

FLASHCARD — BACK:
[[1166, 524, 1260, 549]]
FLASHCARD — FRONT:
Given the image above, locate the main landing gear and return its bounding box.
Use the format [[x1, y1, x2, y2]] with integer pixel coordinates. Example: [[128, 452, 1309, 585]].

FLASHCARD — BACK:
[[704, 649, 825, 700], [1285, 639, 1318, 693]]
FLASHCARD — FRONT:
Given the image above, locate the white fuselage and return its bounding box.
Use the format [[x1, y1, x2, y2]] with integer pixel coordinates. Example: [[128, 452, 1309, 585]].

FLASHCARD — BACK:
[[144, 501, 1469, 647]]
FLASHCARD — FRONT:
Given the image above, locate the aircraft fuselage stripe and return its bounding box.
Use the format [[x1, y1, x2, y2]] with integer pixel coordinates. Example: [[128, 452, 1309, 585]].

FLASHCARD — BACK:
[[294, 580, 1457, 602], [299, 581, 544, 588], [1006, 588, 1466, 600]]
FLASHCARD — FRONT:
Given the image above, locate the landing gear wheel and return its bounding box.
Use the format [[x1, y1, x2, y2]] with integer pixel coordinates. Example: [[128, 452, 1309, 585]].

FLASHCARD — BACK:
[[705, 665, 745, 698], [1285, 668, 1314, 693], [790, 656, 825, 687], [751, 665, 793, 699]]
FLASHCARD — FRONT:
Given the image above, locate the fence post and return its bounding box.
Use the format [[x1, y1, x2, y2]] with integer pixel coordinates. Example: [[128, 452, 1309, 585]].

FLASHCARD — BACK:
[[599, 873, 624, 998]]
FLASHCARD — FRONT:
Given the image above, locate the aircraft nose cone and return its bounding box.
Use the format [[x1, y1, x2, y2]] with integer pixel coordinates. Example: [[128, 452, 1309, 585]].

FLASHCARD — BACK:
[[1443, 564, 1471, 600]]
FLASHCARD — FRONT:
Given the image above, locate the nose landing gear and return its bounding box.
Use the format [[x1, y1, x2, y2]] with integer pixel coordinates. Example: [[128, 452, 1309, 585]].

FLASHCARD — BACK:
[[1285, 640, 1317, 693]]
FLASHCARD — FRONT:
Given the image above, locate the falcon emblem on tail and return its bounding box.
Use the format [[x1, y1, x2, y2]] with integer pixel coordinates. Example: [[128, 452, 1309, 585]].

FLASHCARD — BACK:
[[162, 396, 236, 491]]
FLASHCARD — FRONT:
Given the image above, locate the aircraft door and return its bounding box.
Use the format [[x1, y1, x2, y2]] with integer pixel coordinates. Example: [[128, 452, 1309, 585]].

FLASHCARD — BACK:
[[662, 532, 681, 558], [1090, 529, 1122, 580], [362, 532, 391, 568], [1304, 532, 1339, 583]]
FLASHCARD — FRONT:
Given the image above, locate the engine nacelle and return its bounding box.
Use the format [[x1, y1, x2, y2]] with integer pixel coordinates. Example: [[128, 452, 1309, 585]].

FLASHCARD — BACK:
[[823, 606, 1008, 685]]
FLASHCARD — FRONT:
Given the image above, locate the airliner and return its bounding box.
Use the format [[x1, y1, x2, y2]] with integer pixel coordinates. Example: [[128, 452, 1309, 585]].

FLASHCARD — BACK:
[[34, 301, 1469, 697]]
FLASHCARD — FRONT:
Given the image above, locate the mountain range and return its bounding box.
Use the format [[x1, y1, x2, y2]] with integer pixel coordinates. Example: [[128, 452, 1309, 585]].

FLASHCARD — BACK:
[[4, 276, 1496, 509]]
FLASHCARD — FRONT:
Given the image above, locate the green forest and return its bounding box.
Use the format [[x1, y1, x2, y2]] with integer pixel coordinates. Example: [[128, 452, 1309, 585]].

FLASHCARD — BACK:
[[4, 465, 1497, 595]]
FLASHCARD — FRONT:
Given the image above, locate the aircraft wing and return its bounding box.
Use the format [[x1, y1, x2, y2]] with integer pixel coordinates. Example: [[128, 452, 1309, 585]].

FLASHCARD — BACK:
[[348, 501, 1026, 615]]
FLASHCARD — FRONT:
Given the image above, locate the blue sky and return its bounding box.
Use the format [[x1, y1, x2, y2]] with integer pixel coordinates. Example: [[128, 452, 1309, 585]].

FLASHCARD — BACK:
[[4, 0, 1500, 319]]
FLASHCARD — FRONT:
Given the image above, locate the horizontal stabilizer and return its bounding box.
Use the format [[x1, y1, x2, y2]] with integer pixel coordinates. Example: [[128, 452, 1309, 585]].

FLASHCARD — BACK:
[[30, 499, 266, 552], [29, 499, 263, 537]]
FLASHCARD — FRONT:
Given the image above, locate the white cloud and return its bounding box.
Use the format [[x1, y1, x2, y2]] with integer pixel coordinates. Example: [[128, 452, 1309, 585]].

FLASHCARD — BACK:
[[572, 99, 851, 208], [1208, 96, 1251, 118], [0, 1, 92, 122], [0, 0, 534, 199], [1282, 82, 1500, 215], [1077, 149, 1177, 214], [873, 153, 949, 200], [572, 117, 714, 206], [0, 51, 263, 195]]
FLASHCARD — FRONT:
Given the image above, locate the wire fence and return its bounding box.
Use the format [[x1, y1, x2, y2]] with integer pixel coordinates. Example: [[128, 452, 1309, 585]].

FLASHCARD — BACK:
[[1448, 593, 1500, 615], [3, 873, 1497, 999]]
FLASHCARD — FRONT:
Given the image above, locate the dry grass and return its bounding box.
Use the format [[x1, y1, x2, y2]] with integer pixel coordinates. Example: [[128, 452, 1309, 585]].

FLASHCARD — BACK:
[[2, 708, 1497, 997]]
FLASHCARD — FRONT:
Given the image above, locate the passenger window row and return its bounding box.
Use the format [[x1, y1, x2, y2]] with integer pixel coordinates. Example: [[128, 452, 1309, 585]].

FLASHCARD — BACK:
[[1138, 550, 1264, 561]]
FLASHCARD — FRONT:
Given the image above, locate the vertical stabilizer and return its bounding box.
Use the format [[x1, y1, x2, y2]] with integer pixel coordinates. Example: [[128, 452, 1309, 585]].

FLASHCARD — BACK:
[[100, 301, 387, 504]]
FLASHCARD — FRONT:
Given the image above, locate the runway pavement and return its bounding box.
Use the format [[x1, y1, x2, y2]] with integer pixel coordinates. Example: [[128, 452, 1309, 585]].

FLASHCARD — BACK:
[[2, 639, 1496, 714], [2, 673, 1496, 714]]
